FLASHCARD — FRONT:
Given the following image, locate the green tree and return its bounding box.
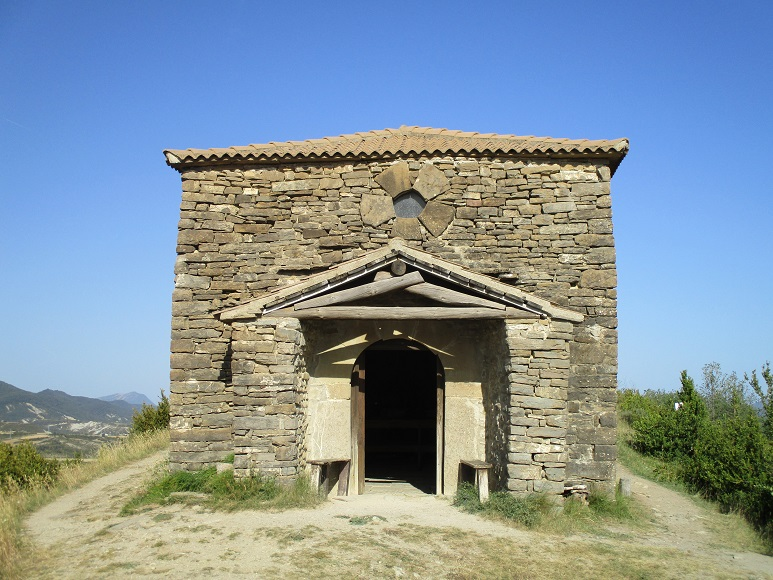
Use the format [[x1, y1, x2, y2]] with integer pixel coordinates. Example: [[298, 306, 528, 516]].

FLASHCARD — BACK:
[[701, 362, 751, 421], [747, 362, 773, 439], [130, 390, 170, 434]]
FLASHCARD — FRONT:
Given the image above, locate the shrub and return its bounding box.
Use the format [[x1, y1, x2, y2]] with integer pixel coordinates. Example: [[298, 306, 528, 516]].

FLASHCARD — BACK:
[[0, 442, 59, 490], [130, 390, 170, 434], [684, 414, 773, 534], [631, 371, 706, 462], [748, 362, 773, 439]]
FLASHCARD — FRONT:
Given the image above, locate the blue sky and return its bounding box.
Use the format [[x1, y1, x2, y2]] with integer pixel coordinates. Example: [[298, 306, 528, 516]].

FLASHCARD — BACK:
[[1, 1, 771, 401]]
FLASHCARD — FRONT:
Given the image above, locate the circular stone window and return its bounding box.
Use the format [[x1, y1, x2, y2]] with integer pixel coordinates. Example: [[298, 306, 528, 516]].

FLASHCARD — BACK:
[[393, 189, 426, 218]]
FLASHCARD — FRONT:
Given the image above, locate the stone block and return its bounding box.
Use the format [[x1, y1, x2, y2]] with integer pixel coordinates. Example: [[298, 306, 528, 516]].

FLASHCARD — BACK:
[[175, 274, 211, 289], [178, 229, 214, 245], [567, 460, 615, 481], [375, 162, 411, 197], [533, 479, 564, 492], [579, 269, 617, 289], [391, 217, 423, 240], [533, 452, 567, 463], [526, 426, 567, 438], [512, 396, 565, 410], [507, 479, 528, 492], [419, 200, 455, 236], [507, 452, 532, 464], [542, 201, 577, 214], [413, 163, 448, 200], [507, 464, 541, 480], [594, 445, 617, 461], [233, 415, 281, 430], [361, 194, 396, 226], [170, 353, 212, 370], [232, 340, 275, 353]]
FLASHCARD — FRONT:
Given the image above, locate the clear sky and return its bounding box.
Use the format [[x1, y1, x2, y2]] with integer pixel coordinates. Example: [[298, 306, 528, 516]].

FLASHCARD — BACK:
[[1, 1, 771, 401]]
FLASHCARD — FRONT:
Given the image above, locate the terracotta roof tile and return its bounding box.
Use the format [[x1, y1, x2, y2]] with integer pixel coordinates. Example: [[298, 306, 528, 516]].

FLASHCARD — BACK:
[[164, 126, 628, 172]]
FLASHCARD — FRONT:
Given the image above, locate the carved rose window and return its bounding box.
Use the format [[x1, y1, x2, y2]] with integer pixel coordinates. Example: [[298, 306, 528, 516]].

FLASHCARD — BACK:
[[360, 162, 455, 240]]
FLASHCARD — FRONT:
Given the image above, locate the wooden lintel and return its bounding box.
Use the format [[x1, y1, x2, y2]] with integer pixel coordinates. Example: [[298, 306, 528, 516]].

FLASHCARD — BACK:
[[270, 306, 539, 320], [405, 282, 506, 310], [293, 271, 423, 310]]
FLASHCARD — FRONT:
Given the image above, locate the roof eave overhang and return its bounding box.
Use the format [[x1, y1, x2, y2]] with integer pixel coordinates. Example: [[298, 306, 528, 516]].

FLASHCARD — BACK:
[[164, 147, 628, 176]]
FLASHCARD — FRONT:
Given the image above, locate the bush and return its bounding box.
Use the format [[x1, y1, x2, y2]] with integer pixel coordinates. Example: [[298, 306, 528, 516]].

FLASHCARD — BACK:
[[630, 371, 706, 462], [748, 362, 773, 439], [0, 441, 59, 490], [684, 414, 773, 533], [130, 390, 170, 434], [624, 365, 773, 548]]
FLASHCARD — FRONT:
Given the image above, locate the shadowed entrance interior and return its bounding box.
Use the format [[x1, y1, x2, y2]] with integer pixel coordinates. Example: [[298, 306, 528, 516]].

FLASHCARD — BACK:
[[353, 340, 441, 494]]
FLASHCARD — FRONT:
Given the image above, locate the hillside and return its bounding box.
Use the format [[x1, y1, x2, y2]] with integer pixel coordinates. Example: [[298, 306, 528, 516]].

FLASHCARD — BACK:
[[0, 380, 136, 436]]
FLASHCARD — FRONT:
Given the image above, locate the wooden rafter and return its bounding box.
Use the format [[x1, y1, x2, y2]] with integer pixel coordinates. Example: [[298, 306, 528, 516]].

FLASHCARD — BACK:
[[405, 282, 506, 310], [293, 271, 424, 310], [270, 306, 539, 320]]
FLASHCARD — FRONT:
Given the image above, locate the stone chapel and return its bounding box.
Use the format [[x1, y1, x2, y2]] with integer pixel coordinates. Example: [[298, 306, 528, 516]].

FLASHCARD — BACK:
[[164, 126, 627, 496]]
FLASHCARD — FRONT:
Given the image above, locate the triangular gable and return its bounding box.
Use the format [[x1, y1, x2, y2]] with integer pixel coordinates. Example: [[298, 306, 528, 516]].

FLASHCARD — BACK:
[[218, 241, 583, 323]]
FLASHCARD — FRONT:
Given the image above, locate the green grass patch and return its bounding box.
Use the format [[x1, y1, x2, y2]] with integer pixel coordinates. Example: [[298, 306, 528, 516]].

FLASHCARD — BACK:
[[454, 482, 641, 533], [122, 468, 323, 515], [453, 483, 552, 528]]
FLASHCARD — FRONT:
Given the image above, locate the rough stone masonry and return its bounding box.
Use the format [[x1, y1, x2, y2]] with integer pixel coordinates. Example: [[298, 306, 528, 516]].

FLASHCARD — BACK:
[[164, 126, 628, 495]]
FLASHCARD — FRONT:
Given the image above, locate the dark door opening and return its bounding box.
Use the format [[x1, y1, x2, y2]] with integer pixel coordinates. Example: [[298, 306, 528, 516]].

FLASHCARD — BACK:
[[362, 344, 439, 494]]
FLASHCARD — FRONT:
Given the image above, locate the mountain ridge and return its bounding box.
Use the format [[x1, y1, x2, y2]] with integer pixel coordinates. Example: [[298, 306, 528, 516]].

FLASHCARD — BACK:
[[0, 380, 147, 436]]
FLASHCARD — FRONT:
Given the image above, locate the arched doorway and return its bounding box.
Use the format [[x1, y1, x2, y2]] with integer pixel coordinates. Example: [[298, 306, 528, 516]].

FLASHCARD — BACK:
[[351, 339, 444, 495]]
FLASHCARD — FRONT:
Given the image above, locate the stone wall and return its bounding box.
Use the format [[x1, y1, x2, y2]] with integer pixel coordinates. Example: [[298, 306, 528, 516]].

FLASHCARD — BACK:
[[504, 319, 571, 493], [229, 318, 306, 479], [170, 155, 618, 486]]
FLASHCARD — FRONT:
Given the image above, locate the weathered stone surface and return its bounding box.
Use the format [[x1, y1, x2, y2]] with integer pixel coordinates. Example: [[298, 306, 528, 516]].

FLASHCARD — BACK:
[[413, 163, 448, 200], [542, 201, 576, 214], [419, 200, 454, 237], [507, 464, 541, 480], [375, 162, 411, 197], [361, 194, 396, 227], [175, 274, 211, 289], [391, 217, 423, 240], [168, 142, 622, 487], [580, 269, 617, 289]]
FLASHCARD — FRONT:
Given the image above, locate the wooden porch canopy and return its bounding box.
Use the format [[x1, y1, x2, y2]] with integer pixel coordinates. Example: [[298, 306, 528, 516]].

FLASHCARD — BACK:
[[217, 241, 584, 323]]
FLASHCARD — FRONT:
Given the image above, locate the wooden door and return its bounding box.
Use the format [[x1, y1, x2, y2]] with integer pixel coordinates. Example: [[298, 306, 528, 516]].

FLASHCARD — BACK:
[[351, 362, 365, 494], [436, 357, 445, 495]]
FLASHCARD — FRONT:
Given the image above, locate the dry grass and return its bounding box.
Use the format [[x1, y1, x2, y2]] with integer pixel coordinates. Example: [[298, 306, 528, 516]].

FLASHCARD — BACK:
[[0, 429, 169, 579], [258, 522, 738, 579]]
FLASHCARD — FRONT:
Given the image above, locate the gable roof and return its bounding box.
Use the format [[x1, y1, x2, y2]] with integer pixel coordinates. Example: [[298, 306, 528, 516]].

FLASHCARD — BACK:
[[165, 126, 628, 174], [218, 241, 584, 323]]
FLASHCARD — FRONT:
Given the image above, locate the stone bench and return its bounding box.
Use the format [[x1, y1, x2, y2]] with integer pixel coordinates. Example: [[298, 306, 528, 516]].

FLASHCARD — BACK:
[[308, 458, 350, 496], [459, 459, 491, 502]]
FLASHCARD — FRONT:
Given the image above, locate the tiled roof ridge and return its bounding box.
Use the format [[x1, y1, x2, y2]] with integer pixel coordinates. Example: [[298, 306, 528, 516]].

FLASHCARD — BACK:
[[164, 126, 629, 169]]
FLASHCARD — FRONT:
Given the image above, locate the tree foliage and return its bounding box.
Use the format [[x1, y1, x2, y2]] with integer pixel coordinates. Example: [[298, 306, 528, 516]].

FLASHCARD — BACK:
[[748, 362, 773, 438], [0, 441, 60, 490], [130, 390, 170, 434], [622, 364, 773, 544]]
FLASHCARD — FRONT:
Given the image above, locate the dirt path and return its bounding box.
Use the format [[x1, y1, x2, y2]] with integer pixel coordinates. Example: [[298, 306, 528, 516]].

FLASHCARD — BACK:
[[618, 465, 773, 576], [23, 454, 773, 579]]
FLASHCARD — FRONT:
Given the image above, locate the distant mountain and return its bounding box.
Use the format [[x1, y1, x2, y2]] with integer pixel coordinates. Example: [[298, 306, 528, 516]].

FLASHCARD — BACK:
[[98, 392, 153, 407], [0, 380, 134, 436]]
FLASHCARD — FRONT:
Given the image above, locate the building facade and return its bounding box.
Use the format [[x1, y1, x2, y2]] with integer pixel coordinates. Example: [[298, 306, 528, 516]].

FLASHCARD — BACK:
[[164, 127, 628, 495]]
